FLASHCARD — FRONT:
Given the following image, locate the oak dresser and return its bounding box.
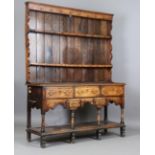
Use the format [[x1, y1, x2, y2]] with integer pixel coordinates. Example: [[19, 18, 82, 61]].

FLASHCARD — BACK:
[[25, 2, 126, 148]]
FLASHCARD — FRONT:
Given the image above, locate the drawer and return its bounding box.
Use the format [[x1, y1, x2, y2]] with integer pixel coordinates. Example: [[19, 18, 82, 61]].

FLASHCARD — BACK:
[[46, 87, 73, 98], [75, 86, 100, 97], [101, 86, 124, 96]]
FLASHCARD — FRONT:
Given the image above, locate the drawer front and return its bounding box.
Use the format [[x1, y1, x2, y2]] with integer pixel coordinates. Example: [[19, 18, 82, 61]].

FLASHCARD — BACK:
[[101, 86, 124, 96], [46, 87, 73, 98], [75, 86, 100, 97]]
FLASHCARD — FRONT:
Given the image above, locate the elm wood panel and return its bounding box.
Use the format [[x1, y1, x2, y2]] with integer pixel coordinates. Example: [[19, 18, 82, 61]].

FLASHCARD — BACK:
[[73, 16, 88, 34], [44, 13, 60, 82], [63, 15, 73, 82], [66, 37, 74, 82], [73, 37, 82, 82], [52, 34, 60, 82], [97, 40, 110, 82], [59, 36, 67, 82], [102, 69, 112, 82], [88, 19, 95, 82], [100, 40, 111, 64], [27, 121, 124, 136], [64, 17, 79, 82], [59, 15, 68, 82], [93, 39, 104, 82], [94, 19, 101, 35], [81, 38, 88, 82], [101, 86, 124, 96], [103, 23, 112, 81], [51, 14, 60, 82], [93, 19, 107, 82], [76, 18, 88, 82], [28, 11, 37, 82], [100, 20, 108, 36], [72, 17, 85, 82], [100, 23, 112, 82], [36, 12, 45, 82], [26, 2, 113, 21], [107, 21, 112, 36], [86, 38, 94, 82], [44, 13, 53, 82], [92, 19, 101, 83]]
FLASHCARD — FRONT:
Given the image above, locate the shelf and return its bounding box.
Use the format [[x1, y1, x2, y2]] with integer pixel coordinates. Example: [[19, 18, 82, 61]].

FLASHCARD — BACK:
[[29, 29, 112, 39], [29, 63, 112, 68], [27, 121, 124, 136]]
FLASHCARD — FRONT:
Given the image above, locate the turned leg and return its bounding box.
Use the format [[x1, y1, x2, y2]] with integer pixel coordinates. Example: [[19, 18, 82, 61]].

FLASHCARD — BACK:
[[104, 105, 108, 134], [40, 111, 46, 148], [96, 108, 102, 140], [120, 106, 125, 137], [40, 135, 46, 148], [70, 110, 75, 143], [96, 130, 102, 140], [71, 110, 75, 129], [27, 99, 31, 142], [70, 132, 75, 143]]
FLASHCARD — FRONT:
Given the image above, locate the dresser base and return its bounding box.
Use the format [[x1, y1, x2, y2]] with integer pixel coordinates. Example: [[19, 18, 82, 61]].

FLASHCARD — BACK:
[[26, 121, 125, 147]]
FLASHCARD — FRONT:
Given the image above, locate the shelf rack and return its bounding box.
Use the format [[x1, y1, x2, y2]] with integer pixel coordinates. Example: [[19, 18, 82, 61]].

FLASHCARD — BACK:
[[29, 29, 112, 39], [29, 63, 113, 68]]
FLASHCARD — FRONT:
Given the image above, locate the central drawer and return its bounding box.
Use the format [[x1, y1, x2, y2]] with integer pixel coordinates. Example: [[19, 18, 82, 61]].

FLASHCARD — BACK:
[[75, 86, 100, 97], [46, 87, 73, 99]]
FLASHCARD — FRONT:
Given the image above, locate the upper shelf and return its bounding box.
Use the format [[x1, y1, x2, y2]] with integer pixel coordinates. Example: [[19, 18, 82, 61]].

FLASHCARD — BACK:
[[29, 29, 112, 39], [29, 63, 112, 68]]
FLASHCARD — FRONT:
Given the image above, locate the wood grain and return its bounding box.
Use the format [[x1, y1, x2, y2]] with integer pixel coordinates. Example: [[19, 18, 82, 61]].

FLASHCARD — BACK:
[[27, 2, 113, 21], [29, 11, 37, 82], [36, 12, 45, 82], [75, 86, 100, 97]]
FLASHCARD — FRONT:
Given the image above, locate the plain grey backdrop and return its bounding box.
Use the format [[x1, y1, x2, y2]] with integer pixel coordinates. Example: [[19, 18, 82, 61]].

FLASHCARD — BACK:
[[15, 0, 140, 154]]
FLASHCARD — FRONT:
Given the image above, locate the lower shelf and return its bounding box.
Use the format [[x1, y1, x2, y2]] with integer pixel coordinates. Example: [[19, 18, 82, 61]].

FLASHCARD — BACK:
[[27, 121, 125, 136]]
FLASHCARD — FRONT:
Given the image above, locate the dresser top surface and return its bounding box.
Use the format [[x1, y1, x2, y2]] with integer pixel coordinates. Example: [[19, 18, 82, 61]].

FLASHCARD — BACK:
[[27, 82, 125, 87]]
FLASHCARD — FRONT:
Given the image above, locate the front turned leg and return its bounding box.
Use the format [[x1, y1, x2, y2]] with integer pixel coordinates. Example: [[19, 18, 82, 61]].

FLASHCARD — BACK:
[[96, 108, 102, 140], [120, 126, 125, 137], [70, 110, 76, 143], [120, 106, 125, 137], [40, 112, 46, 148], [96, 130, 102, 140], [70, 132, 75, 143], [40, 135, 46, 148], [27, 100, 31, 142], [104, 105, 108, 134]]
